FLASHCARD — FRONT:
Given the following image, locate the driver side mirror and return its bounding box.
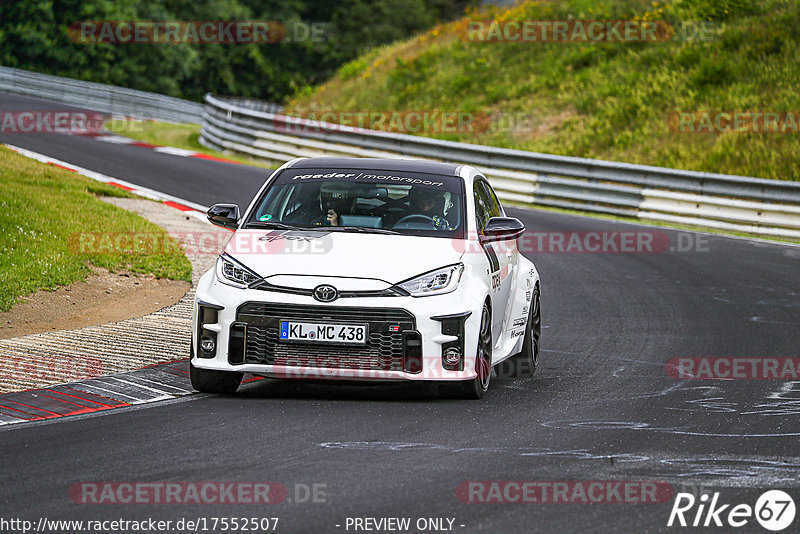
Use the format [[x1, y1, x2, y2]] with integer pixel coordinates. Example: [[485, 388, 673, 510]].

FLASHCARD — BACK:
[[207, 204, 240, 230], [480, 217, 525, 243]]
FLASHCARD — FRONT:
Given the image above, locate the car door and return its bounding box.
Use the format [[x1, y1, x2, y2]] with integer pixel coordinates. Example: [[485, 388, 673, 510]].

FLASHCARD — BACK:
[[483, 180, 519, 334], [474, 178, 512, 341]]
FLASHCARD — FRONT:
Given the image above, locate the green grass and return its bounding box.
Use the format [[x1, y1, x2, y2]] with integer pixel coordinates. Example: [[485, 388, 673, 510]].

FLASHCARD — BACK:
[[0, 146, 192, 311], [106, 120, 280, 168], [289, 0, 800, 180]]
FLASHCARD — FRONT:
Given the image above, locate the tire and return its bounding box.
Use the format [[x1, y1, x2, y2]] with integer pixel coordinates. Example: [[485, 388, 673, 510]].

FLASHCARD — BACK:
[[190, 347, 243, 394], [501, 286, 541, 378], [442, 302, 492, 399]]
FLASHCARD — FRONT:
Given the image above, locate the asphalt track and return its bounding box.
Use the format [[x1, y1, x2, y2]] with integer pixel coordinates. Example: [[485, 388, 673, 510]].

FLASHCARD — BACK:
[[2, 92, 800, 533]]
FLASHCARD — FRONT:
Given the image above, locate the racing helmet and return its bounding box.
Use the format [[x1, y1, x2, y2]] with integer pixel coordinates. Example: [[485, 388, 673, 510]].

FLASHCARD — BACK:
[[407, 187, 444, 213]]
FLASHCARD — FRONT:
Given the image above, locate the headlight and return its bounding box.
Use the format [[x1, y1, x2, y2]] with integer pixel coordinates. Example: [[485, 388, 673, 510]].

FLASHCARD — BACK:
[[216, 254, 262, 288], [398, 264, 464, 297]]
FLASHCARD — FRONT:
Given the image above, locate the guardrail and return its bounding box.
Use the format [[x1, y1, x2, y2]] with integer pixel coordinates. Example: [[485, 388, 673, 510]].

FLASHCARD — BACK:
[[0, 66, 203, 123], [199, 94, 800, 239]]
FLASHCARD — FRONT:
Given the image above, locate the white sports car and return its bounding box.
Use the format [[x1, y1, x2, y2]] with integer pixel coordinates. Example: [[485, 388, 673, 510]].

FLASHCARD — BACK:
[[191, 157, 541, 399]]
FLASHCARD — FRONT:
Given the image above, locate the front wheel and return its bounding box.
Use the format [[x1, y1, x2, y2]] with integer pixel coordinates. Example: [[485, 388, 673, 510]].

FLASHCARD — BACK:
[[442, 303, 492, 399], [500, 286, 540, 378], [190, 348, 243, 394]]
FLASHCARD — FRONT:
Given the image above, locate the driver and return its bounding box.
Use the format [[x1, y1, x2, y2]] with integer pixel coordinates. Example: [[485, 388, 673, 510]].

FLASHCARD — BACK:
[[312, 188, 353, 227], [407, 189, 451, 230]]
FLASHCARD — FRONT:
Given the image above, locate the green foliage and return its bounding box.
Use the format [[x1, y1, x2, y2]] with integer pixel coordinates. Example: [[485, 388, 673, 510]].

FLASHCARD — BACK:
[[0, 0, 475, 102], [672, 0, 758, 21], [291, 0, 800, 180], [690, 54, 733, 87], [339, 58, 369, 81]]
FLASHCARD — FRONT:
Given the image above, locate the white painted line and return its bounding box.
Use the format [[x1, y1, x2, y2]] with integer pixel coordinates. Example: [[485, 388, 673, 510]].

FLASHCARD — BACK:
[[107, 377, 177, 400], [132, 376, 194, 394], [73, 130, 241, 164], [70, 382, 149, 404], [92, 134, 137, 145], [154, 146, 197, 157]]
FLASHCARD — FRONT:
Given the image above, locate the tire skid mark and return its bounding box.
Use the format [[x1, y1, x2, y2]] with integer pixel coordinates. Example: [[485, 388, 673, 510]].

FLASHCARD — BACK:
[[320, 441, 800, 486]]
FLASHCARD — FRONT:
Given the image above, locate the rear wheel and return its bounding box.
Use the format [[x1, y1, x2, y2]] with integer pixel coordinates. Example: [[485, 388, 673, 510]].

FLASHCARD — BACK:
[[190, 347, 243, 394], [501, 286, 540, 378], [443, 303, 492, 399]]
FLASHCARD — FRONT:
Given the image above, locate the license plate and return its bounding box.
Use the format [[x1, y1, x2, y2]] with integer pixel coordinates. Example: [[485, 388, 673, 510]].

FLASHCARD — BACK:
[[279, 321, 368, 345]]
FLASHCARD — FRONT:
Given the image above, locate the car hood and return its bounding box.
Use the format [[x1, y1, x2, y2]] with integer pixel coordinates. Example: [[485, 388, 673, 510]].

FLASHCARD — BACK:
[[224, 229, 464, 289]]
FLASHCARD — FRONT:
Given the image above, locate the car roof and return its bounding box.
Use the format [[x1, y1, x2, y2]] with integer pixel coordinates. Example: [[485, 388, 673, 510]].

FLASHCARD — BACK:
[[288, 157, 461, 177]]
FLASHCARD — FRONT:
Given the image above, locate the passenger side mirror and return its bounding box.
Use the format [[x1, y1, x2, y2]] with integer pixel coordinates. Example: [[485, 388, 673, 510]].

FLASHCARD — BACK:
[[480, 217, 525, 243], [207, 204, 240, 230]]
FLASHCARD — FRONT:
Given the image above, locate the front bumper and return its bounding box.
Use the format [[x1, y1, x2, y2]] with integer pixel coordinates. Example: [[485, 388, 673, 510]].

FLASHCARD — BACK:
[[191, 270, 484, 382]]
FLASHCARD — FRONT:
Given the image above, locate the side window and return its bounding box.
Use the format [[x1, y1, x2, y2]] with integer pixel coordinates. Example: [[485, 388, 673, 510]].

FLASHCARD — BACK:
[[473, 180, 491, 231], [483, 181, 504, 218], [474, 179, 502, 231]]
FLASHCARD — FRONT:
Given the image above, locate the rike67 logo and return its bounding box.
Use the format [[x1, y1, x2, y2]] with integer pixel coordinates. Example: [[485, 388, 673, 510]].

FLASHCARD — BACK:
[[668, 490, 796, 531]]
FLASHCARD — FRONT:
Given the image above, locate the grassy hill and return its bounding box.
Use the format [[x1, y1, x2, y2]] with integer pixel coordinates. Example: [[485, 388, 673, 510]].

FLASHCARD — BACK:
[[288, 0, 800, 180]]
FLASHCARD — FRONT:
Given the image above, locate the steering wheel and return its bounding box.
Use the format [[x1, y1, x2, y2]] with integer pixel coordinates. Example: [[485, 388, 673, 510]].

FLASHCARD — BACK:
[[393, 214, 436, 227]]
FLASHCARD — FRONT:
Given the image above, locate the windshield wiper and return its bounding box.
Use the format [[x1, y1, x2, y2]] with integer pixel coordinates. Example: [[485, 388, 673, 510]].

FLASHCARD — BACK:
[[328, 226, 400, 235]]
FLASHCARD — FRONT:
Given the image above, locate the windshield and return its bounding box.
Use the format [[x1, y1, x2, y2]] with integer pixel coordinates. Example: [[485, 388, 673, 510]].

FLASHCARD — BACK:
[[244, 167, 465, 238]]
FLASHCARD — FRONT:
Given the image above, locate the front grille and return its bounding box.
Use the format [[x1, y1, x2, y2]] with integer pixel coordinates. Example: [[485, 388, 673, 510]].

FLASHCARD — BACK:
[[234, 303, 416, 372]]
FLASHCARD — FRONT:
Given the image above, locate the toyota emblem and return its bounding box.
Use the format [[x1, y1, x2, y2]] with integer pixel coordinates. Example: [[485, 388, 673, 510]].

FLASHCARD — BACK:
[[313, 284, 338, 302]]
